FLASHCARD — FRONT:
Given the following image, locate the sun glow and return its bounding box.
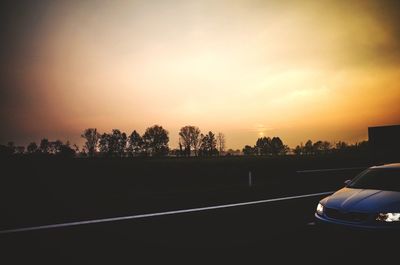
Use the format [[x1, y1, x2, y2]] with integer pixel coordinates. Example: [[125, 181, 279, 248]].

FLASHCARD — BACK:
[[1, 0, 400, 148]]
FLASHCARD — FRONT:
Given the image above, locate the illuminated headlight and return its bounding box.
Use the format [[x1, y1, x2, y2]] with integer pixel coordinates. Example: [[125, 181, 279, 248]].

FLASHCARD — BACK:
[[376, 213, 400, 222], [316, 203, 324, 216]]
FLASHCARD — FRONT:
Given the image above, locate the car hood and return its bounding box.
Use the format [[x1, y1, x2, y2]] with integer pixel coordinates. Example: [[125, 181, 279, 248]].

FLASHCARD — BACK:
[[322, 187, 400, 213]]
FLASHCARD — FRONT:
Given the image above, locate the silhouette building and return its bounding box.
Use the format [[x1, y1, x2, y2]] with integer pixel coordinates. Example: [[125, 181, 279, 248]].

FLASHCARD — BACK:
[[368, 125, 400, 162]]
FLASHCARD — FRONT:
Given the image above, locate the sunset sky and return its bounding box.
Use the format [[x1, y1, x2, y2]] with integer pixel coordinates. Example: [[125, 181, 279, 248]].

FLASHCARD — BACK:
[[1, 0, 400, 149]]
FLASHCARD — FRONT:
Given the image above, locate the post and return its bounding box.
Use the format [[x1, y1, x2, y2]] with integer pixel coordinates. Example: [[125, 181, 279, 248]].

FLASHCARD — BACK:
[[248, 171, 252, 188]]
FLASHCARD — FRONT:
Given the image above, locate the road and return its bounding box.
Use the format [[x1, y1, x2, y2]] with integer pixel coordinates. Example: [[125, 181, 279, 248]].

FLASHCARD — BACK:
[[1, 191, 397, 264]]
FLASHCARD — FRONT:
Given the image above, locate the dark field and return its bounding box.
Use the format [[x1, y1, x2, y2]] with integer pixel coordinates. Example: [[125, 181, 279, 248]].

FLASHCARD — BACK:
[[1, 154, 397, 263], [1, 154, 371, 229]]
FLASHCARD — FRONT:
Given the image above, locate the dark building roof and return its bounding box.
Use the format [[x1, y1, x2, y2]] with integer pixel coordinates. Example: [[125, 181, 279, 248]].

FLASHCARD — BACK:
[[368, 125, 400, 163]]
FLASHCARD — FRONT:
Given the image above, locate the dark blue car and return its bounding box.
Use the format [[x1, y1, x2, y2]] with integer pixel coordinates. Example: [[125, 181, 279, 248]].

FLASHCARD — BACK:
[[315, 163, 400, 229]]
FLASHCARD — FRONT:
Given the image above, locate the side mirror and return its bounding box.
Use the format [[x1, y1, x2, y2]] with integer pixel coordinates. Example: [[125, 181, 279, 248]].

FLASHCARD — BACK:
[[344, 179, 351, 186]]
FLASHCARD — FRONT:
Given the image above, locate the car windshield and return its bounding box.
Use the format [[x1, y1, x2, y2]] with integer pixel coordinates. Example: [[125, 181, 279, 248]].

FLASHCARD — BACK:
[[348, 168, 400, 192]]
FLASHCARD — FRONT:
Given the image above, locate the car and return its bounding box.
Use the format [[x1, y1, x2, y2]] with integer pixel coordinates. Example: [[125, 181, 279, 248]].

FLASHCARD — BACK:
[[315, 163, 400, 229]]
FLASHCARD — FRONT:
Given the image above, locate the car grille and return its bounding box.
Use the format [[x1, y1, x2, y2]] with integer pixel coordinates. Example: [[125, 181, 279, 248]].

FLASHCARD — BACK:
[[324, 207, 370, 223]]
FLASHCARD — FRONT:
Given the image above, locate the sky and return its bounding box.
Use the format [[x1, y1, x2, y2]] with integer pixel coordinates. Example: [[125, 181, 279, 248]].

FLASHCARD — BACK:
[[1, 0, 400, 150]]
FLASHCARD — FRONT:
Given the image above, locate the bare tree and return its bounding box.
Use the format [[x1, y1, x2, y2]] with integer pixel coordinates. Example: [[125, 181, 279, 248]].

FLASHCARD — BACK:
[[81, 128, 100, 157], [179, 125, 201, 156], [216, 132, 226, 155]]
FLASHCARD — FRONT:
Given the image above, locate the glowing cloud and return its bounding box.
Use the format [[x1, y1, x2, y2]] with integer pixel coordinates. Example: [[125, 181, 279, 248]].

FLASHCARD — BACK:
[[1, 0, 399, 148]]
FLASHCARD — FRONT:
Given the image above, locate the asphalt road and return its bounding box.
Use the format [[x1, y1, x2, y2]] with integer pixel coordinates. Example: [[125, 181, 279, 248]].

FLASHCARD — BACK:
[[1, 192, 397, 264]]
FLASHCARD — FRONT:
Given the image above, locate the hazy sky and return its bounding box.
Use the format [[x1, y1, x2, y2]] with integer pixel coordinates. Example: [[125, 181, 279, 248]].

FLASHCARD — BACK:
[[1, 0, 400, 149]]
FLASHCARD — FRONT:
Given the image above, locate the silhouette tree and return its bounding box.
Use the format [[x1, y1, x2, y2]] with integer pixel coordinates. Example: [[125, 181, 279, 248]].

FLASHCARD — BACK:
[[169, 148, 181, 157], [99, 133, 111, 156], [15, 146, 25, 154], [27, 142, 38, 154], [178, 139, 184, 157], [355, 141, 369, 152], [39, 139, 50, 154], [245, 136, 289, 156], [255, 137, 272, 155], [312, 140, 331, 155], [242, 145, 255, 156], [292, 140, 368, 156], [321, 141, 332, 153], [294, 143, 304, 155], [312, 140, 323, 155], [226, 149, 241, 156], [81, 128, 100, 157], [58, 141, 76, 158], [304, 140, 313, 155], [7, 142, 16, 154], [216, 132, 226, 155], [50, 140, 63, 154], [98, 130, 127, 157], [199, 131, 218, 156], [0, 142, 15, 157], [335, 141, 348, 151], [128, 130, 143, 156], [270, 137, 286, 155], [179, 126, 201, 157], [111, 129, 127, 157], [143, 125, 169, 156], [73, 144, 80, 155]]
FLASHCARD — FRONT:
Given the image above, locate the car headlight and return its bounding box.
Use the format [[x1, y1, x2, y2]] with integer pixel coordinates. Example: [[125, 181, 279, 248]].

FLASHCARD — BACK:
[[316, 203, 324, 216], [376, 213, 400, 222]]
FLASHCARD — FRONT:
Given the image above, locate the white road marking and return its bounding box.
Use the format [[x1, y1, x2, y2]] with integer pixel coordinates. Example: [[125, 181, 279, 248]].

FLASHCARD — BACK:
[[296, 167, 366, 173], [0, 191, 334, 235]]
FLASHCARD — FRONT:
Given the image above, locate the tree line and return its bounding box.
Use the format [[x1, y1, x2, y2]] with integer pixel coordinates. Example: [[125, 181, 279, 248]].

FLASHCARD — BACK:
[[0, 139, 77, 157], [242, 137, 290, 156], [0, 124, 368, 158], [82, 125, 171, 157], [0, 125, 226, 158], [242, 138, 368, 156], [81, 125, 226, 157]]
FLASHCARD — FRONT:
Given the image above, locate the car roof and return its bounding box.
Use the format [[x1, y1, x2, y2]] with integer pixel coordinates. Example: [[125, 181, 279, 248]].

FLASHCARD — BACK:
[[371, 163, 400, 169]]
